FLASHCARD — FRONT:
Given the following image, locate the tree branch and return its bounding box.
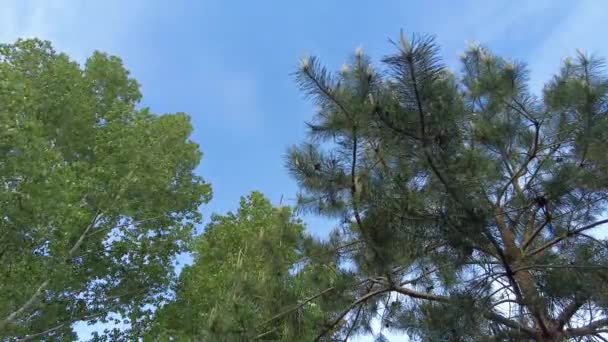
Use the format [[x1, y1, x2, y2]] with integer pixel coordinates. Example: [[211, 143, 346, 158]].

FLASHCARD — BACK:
[[375, 107, 421, 141], [566, 318, 608, 337], [399, 267, 437, 286], [302, 67, 354, 121], [496, 120, 540, 203], [521, 218, 550, 251], [342, 304, 363, 342], [528, 219, 608, 257], [556, 296, 588, 330], [392, 285, 448, 302], [259, 287, 336, 327], [484, 311, 537, 336], [0, 280, 50, 330], [68, 211, 102, 256], [314, 287, 390, 341], [16, 313, 103, 341], [17, 321, 66, 342], [0, 212, 102, 329]]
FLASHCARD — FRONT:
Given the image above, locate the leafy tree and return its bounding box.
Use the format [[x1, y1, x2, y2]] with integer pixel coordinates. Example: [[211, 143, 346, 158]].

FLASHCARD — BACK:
[[147, 192, 331, 341], [0, 39, 211, 340], [285, 33, 608, 341]]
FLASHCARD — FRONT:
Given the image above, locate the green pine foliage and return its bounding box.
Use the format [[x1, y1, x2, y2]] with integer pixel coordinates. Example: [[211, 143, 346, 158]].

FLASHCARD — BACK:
[[284, 33, 608, 341]]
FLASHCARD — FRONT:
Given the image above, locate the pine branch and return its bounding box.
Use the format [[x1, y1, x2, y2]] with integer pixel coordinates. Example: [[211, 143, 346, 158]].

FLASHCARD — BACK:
[[399, 267, 437, 286], [496, 120, 541, 203], [527, 218, 608, 257], [349, 128, 390, 276], [392, 285, 447, 302], [566, 318, 608, 337], [556, 296, 589, 330], [483, 311, 537, 336], [512, 264, 608, 273], [298, 57, 354, 121], [293, 240, 363, 265], [314, 287, 390, 341], [374, 107, 421, 141], [521, 218, 551, 251], [342, 304, 363, 342]]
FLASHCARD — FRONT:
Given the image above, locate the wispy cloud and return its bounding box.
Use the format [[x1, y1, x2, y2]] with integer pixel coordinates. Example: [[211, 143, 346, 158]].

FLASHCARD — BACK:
[[526, 1, 608, 92], [0, 0, 150, 62], [424, 1, 608, 93], [0, 0, 62, 40]]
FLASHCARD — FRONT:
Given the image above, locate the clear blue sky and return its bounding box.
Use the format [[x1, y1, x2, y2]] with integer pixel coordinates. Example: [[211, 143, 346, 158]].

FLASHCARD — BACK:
[[2, 1, 607, 340]]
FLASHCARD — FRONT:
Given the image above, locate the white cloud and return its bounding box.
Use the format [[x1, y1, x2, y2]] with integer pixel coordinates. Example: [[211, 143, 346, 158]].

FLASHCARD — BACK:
[[0, 1, 83, 59], [0, 0, 149, 63]]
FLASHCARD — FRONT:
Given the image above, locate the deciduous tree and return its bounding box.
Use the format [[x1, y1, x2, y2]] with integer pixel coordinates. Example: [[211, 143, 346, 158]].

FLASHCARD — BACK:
[[148, 192, 329, 341], [0, 39, 211, 340]]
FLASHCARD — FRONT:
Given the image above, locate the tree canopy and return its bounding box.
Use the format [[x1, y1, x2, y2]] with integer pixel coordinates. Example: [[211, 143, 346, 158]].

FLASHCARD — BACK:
[[282, 33, 608, 341], [2, 31, 608, 342], [148, 192, 331, 341], [0, 39, 211, 340]]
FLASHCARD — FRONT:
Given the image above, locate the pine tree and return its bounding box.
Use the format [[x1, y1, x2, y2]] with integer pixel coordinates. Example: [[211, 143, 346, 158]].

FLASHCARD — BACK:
[[286, 33, 608, 341]]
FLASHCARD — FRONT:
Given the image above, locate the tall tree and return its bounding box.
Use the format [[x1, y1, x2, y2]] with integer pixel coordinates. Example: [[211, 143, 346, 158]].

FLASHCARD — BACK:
[[286, 33, 608, 341], [0, 39, 211, 340], [148, 192, 330, 341]]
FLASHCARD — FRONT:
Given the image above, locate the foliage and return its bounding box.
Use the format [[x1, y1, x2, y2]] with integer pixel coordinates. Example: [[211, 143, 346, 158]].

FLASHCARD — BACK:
[[285, 33, 608, 341], [0, 39, 211, 340], [147, 192, 330, 341], [5, 32, 608, 342]]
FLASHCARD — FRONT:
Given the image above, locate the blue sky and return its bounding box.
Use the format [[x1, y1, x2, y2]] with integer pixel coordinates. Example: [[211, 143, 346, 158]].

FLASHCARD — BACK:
[[2, 1, 608, 340]]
